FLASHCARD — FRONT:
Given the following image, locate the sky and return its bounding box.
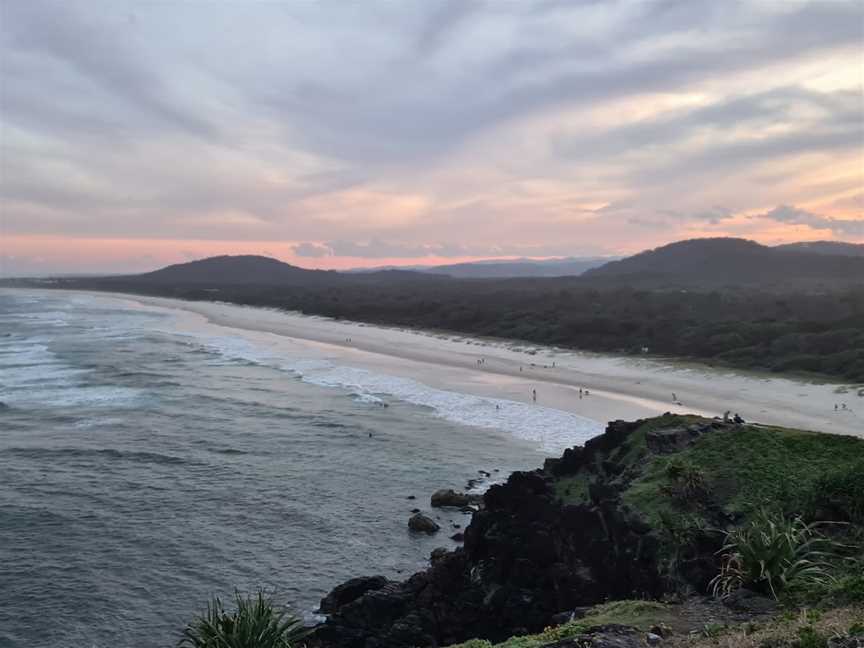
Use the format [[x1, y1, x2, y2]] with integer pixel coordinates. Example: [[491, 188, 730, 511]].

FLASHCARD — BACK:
[[1, 0, 863, 275]]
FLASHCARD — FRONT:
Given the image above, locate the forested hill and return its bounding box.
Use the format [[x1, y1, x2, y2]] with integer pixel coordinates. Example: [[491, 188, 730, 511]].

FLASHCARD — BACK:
[[774, 240, 864, 257], [92, 255, 445, 287], [7, 239, 864, 381], [583, 237, 864, 288], [131, 255, 337, 286]]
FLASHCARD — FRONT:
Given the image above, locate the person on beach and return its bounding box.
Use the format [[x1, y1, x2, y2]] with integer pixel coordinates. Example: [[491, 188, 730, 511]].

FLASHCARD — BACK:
[[579, 388, 583, 399], [532, 389, 537, 402]]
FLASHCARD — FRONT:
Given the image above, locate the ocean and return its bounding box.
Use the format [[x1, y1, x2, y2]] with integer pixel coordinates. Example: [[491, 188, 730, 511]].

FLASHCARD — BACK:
[[0, 289, 602, 648]]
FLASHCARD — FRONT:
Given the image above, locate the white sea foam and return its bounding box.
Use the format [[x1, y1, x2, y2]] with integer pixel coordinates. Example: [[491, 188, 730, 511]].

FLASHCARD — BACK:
[[2, 384, 142, 407], [190, 333, 602, 452], [282, 361, 602, 452]]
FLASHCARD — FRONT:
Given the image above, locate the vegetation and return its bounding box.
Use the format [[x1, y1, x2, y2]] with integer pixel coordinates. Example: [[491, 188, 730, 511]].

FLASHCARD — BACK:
[[178, 591, 308, 648], [547, 415, 864, 599], [620, 420, 864, 529], [22, 251, 864, 381], [664, 606, 864, 648], [710, 512, 842, 599], [445, 601, 673, 648]]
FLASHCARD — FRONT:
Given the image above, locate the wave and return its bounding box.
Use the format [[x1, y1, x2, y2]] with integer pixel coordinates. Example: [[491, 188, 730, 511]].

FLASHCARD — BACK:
[[189, 333, 601, 452], [0, 385, 143, 408], [1, 446, 195, 466], [283, 362, 603, 452]]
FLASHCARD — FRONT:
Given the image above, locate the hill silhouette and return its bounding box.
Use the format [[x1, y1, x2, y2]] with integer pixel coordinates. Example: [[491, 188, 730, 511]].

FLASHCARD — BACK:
[[583, 237, 864, 288], [775, 240, 864, 257], [132, 255, 338, 286]]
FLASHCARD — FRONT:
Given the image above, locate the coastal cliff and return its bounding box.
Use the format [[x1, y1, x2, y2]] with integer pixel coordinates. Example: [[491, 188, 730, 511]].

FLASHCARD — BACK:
[[313, 415, 864, 648]]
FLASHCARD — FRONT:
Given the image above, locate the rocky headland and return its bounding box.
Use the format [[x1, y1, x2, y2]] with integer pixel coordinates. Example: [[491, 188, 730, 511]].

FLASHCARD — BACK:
[[311, 414, 864, 648]]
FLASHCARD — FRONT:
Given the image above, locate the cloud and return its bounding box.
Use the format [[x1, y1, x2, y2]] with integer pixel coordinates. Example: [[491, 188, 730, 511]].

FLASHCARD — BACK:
[[756, 205, 864, 237], [322, 240, 472, 259], [291, 242, 333, 258], [2, 0, 863, 273]]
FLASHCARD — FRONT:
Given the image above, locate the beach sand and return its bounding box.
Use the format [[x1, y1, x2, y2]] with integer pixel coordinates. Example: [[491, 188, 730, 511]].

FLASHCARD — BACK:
[[85, 292, 864, 439]]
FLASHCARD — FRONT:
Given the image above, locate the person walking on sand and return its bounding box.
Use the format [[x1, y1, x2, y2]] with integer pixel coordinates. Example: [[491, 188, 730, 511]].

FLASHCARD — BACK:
[[532, 389, 537, 403]]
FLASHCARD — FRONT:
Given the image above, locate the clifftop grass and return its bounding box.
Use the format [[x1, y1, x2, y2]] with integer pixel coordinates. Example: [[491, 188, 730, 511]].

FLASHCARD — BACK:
[[445, 601, 674, 648], [553, 414, 864, 529]]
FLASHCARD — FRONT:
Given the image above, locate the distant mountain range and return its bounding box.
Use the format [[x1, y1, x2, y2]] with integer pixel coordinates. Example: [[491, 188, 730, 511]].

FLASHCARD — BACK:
[[774, 240, 864, 257], [583, 237, 864, 288], [6, 238, 862, 291], [351, 256, 616, 278], [129, 254, 444, 287]]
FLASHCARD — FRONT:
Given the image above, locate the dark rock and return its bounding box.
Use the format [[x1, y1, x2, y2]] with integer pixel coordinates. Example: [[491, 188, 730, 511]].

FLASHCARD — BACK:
[[646, 632, 662, 645], [649, 623, 672, 638], [430, 547, 449, 564], [722, 588, 778, 615], [431, 488, 471, 508], [540, 625, 644, 648], [549, 610, 575, 626], [319, 575, 390, 614], [406, 495, 416, 500], [829, 637, 864, 648], [408, 513, 440, 534], [645, 424, 712, 454], [431, 488, 483, 508], [315, 417, 725, 648]]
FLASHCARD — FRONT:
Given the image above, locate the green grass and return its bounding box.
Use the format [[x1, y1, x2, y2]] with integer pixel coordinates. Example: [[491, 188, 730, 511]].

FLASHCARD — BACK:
[[553, 473, 590, 504], [444, 601, 672, 648], [579, 600, 673, 629], [621, 423, 864, 529]]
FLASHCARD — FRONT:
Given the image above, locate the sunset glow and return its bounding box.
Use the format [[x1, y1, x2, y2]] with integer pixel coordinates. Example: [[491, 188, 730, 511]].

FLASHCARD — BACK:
[[1, 1, 862, 275]]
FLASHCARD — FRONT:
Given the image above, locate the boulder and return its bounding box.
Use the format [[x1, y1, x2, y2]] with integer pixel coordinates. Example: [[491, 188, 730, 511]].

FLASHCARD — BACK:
[[829, 637, 864, 648], [319, 575, 390, 614], [430, 547, 449, 564], [408, 513, 440, 534], [722, 588, 778, 615], [431, 489, 478, 508]]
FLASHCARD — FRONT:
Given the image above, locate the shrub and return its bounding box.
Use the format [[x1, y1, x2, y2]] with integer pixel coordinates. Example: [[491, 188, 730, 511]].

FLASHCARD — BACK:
[[178, 591, 308, 648], [710, 511, 842, 600], [803, 461, 864, 524], [662, 457, 710, 504], [793, 625, 828, 648]]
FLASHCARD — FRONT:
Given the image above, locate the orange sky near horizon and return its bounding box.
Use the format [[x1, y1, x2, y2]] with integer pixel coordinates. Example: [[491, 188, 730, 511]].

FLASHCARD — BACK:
[[4, 220, 861, 277]]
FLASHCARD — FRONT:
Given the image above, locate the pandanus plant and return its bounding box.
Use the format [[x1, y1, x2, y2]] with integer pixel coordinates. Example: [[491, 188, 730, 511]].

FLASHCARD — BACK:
[[178, 591, 309, 648]]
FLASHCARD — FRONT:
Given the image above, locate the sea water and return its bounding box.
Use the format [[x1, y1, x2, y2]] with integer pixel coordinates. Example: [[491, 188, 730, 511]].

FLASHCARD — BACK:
[[0, 290, 602, 648]]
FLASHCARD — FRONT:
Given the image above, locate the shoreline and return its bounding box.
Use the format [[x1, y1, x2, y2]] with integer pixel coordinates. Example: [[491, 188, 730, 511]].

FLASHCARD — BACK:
[[10, 287, 863, 440]]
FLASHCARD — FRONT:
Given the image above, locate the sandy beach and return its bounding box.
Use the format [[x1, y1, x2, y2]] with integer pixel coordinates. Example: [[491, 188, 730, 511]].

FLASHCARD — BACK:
[[46, 290, 854, 441]]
